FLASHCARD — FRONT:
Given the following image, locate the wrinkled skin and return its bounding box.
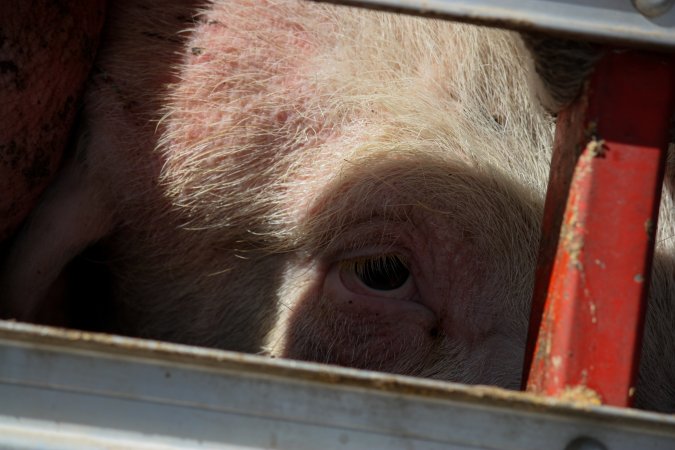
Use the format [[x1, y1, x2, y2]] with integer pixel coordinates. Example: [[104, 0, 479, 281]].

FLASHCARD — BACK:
[[0, 0, 105, 242], [2, 0, 675, 412]]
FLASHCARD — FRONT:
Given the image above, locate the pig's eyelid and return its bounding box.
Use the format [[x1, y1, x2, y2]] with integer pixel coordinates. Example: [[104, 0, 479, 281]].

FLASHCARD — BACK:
[[323, 243, 411, 274], [311, 216, 414, 260], [319, 235, 411, 265], [338, 253, 410, 272]]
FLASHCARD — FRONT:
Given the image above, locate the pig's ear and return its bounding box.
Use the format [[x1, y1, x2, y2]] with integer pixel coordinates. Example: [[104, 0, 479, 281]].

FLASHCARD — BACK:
[[0, 158, 114, 324], [520, 33, 601, 113]]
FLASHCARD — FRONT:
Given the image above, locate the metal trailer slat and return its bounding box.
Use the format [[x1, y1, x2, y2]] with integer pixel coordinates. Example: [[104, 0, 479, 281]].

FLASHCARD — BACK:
[[315, 0, 675, 50], [1, 322, 675, 449]]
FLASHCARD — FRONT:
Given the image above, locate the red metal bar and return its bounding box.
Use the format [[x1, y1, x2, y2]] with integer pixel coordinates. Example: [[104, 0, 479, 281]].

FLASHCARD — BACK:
[[521, 71, 590, 387], [525, 51, 675, 407]]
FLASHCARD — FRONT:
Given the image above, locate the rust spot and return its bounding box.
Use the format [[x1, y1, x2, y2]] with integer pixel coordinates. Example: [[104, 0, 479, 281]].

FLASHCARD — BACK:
[[589, 301, 597, 324], [559, 385, 602, 406], [531, 306, 556, 382], [587, 138, 607, 158], [560, 138, 606, 269], [561, 206, 584, 269]]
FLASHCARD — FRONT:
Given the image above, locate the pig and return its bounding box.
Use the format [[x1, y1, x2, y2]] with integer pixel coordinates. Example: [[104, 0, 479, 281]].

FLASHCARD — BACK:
[[1, 0, 674, 412], [0, 0, 105, 243]]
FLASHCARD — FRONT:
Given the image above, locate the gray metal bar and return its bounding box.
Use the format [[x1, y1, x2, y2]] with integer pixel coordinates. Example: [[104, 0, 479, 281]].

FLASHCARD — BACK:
[[1, 321, 674, 449], [315, 0, 675, 50]]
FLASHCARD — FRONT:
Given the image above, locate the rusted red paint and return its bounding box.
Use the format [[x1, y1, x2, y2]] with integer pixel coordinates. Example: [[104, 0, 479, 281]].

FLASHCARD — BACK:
[[525, 51, 675, 407], [522, 80, 590, 386]]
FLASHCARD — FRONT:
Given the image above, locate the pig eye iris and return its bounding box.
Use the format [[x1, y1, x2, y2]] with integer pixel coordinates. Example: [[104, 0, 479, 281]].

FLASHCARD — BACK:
[[349, 255, 410, 291]]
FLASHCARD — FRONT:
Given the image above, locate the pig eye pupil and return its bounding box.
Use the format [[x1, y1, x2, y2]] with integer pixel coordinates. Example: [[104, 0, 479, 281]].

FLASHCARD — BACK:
[[356, 255, 410, 291]]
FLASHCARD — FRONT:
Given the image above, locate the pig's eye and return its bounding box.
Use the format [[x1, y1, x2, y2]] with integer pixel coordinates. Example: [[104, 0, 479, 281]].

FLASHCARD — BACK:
[[339, 254, 411, 292]]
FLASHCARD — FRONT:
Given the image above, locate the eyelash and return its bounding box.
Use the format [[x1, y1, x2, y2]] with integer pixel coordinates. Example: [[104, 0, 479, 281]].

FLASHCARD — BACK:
[[339, 254, 410, 278]]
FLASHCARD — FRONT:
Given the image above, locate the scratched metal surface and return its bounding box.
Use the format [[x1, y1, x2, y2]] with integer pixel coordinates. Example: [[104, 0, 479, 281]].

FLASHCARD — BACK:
[[314, 0, 675, 50], [1, 321, 674, 449]]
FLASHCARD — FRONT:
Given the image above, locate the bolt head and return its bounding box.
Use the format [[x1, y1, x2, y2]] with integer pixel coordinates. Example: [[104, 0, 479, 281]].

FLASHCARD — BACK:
[[566, 437, 607, 450], [633, 0, 674, 18]]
